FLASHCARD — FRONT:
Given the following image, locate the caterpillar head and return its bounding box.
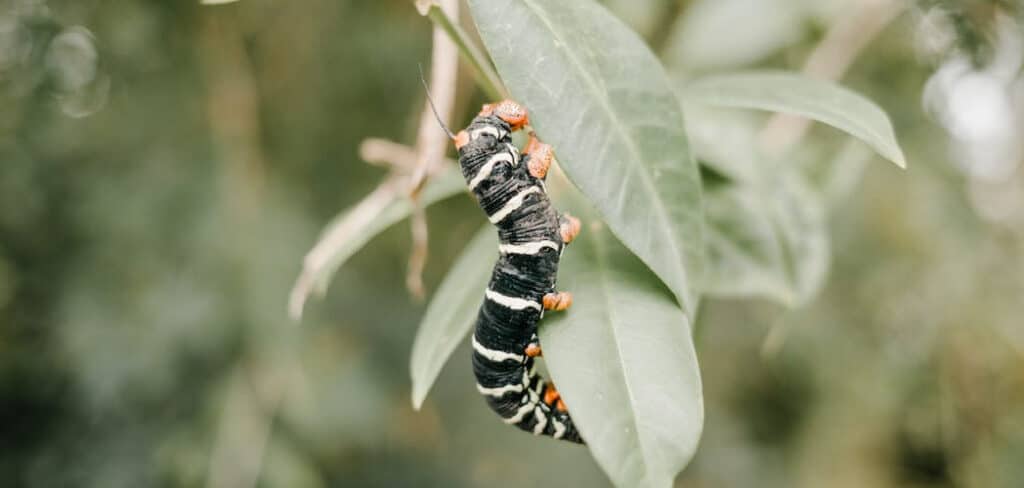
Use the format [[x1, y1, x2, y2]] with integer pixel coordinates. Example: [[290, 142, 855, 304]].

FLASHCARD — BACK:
[[480, 100, 529, 131]]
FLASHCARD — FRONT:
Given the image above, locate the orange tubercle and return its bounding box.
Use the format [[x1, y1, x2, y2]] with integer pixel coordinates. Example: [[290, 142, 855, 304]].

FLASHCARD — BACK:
[[523, 133, 541, 154], [543, 384, 561, 406], [480, 100, 529, 131], [526, 139, 554, 179], [525, 344, 543, 358], [560, 215, 582, 244], [543, 292, 572, 311], [454, 130, 470, 150]]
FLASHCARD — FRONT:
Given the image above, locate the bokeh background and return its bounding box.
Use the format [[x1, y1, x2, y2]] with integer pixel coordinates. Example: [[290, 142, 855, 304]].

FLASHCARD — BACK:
[[2, 0, 1024, 486]]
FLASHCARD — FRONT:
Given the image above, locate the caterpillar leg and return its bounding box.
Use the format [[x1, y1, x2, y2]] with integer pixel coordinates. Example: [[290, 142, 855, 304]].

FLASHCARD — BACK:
[[559, 213, 582, 244], [542, 383, 569, 412], [543, 291, 573, 311], [525, 332, 542, 358], [523, 133, 554, 180]]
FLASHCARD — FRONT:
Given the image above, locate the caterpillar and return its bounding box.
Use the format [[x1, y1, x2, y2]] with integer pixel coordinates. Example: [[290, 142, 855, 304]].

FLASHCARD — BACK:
[[450, 100, 585, 444]]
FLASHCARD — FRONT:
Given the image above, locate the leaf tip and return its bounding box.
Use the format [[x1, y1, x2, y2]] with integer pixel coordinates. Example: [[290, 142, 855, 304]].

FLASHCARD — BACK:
[[893, 152, 908, 170], [288, 274, 313, 322], [414, 0, 436, 16], [410, 386, 425, 411]]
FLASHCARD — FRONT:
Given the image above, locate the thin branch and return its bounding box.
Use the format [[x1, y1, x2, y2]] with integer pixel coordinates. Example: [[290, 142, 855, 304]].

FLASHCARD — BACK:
[[360, 138, 421, 171], [200, 9, 267, 216], [292, 0, 505, 316], [200, 11, 280, 488], [288, 179, 402, 320], [405, 0, 460, 299], [758, 0, 904, 155], [410, 0, 460, 196], [407, 204, 430, 298], [288, 138, 456, 320]]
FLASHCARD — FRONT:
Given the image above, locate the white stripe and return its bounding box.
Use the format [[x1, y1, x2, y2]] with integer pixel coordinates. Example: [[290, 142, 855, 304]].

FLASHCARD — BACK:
[[504, 400, 535, 424], [471, 126, 504, 141], [485, 288, 542, 311], [499, 240, 560, 255], [468, 152, 513, 191], [527, 365, 545, 395], [488, 187, 541, 223], [532, 407, 547, 435], [552, 419, 567, 439], [472, 335, 525, 363], [477, 382, 524, 397], [506, 143, 520, 165]]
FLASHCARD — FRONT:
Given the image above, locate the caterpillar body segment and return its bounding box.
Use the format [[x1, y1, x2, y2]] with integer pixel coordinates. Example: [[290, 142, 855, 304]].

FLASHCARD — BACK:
[[457, 102, 584, 444]]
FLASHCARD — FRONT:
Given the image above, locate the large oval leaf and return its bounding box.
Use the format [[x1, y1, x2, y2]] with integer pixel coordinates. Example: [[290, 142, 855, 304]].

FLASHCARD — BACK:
[[468, 0, 704, 314], [409, 226, 495, 409], [542, 219, 703, 488], [683, 71, 907, 168]]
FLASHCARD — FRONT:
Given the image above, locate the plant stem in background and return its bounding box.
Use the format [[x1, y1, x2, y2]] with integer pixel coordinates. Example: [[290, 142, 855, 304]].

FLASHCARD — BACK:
[[407, 0, 461, 299], [199, 8, 284, 488]]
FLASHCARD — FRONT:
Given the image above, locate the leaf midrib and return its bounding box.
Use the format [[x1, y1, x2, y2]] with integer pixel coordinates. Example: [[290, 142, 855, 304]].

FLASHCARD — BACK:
[[519, 0, 689, 309], [590, 232, 659, 485]]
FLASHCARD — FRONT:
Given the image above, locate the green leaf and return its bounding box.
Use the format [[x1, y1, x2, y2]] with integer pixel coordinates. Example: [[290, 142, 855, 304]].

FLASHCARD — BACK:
[[683, 71, 907, 168], [468, 0, 704, 314], [409, 226, 495, 410], [542, 218, 703, 488], [289, 165, 465, 319], [684, 103, 764, 183], [703, 172, 829, 306]]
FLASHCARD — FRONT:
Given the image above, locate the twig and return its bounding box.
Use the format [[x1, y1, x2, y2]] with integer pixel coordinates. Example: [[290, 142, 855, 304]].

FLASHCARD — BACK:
[[406, 0, 460, 299], [198, 9, 282, 488], [360, 138, 421, 171], [288, 138, 456, 320], [289, 179, 402, 320], [292, 0, 506, 315], [200, 8, 267, 216], [407, 204, 430, 298], [759, 0, 904, 155]]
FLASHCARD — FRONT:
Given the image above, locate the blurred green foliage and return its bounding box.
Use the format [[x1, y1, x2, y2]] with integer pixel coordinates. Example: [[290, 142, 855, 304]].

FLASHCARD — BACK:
[[2, 0, 1023, 487]]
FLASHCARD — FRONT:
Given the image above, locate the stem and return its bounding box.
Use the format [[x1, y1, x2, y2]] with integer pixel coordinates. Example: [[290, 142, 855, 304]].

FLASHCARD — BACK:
[[405, 0, 460, 299], [424, 5, 507, 101]]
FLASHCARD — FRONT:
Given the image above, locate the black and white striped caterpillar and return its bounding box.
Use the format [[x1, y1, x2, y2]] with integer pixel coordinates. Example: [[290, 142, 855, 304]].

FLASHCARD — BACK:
[[451, 100, 584, 444]]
